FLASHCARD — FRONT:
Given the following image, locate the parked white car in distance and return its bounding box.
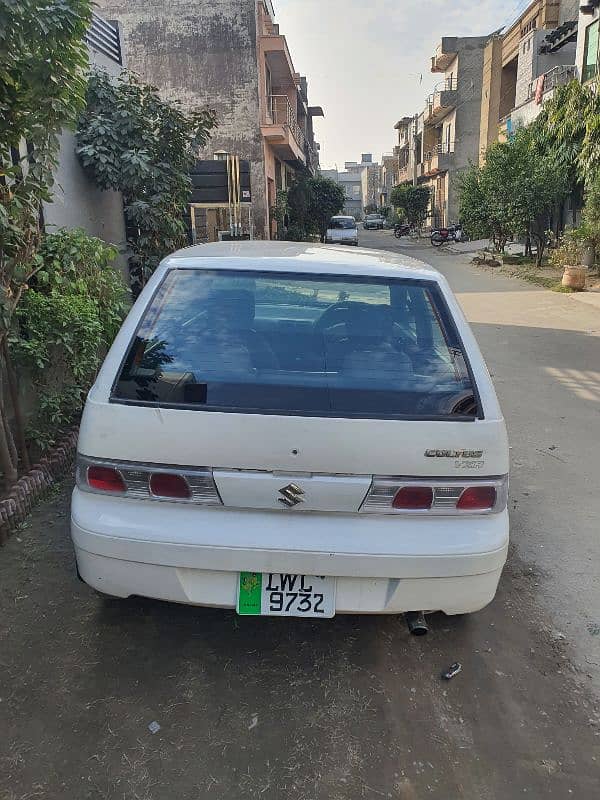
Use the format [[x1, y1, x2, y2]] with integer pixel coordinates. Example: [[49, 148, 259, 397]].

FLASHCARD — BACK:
[[72, 241, 509, 628], [325, 215, 359, 246]]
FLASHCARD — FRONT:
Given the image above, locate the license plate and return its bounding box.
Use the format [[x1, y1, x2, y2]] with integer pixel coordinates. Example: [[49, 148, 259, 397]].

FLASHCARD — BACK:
[[237, 572, 336, 618]]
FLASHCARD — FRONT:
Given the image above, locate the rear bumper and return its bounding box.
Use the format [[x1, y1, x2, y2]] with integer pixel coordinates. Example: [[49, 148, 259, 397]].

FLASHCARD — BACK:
[[71, 489, 509, 614]]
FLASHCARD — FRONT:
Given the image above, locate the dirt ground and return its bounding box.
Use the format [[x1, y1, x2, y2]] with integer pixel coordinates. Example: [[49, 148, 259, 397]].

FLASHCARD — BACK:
[[1, 232, 600, 799], [1, 487, 599, 800]]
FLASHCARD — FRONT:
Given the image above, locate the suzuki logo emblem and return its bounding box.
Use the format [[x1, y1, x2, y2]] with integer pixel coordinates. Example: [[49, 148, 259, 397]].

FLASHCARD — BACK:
[[278, 483, 305, 508]]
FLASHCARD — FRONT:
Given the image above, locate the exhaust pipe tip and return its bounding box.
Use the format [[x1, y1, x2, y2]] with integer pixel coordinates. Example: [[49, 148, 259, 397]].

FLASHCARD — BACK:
[[405, 611, 428, 636]]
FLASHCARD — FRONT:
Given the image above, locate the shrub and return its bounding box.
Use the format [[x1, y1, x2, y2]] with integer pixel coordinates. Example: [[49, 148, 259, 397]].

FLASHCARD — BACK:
[[11, 229, 127, 451]]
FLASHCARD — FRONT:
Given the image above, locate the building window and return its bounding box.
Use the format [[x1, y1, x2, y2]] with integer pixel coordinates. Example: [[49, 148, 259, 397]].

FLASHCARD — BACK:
[[583, 20, 599, 83]]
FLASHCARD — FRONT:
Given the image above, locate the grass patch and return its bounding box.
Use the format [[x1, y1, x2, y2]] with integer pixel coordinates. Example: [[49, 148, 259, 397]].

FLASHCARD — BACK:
[[502, 254, 550, 267]]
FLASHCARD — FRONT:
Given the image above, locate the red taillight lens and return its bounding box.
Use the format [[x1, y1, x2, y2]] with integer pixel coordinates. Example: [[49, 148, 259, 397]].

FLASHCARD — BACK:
[[149, 473, 191, 499], [392, 486, 433, 510], [87, 466, 126, 493], [457, 486, 496, 511]]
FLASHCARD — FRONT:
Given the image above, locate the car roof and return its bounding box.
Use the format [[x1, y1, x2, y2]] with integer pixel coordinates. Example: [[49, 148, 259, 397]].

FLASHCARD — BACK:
[[163, 241, 442, 282], [330, 215, 354, 220]]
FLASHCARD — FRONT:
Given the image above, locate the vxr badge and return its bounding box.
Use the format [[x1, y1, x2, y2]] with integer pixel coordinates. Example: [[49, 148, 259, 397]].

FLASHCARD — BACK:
[[278, 483, 305, 507]]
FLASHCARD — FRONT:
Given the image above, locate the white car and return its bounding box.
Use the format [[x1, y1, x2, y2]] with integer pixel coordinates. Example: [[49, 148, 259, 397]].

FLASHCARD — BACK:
[[72, 242, 509, 630], [325, 215, 359, 246]]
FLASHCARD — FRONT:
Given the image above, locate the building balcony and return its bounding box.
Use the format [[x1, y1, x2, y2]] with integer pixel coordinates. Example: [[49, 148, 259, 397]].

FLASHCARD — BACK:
[[422, 144, 454, 177], [397, 163, 411, 184], [261, 32, 298, 84], [262, 95, 306, 166], [424, 79, 458, 126], [431, 38, 458, 73], [527, 64, 577, 100]]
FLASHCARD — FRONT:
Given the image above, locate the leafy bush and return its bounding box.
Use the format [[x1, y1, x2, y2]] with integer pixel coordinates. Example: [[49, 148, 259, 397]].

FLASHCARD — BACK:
[[549, 226, 589, 269], [33, 228, 128, 345], [459, 127, 569, 263], [76, 71, 217, 293], [11, 229, 127, 451], [390, 185, 430, 229], [0, 0, 93, 483], [275, 174, 345, 242]]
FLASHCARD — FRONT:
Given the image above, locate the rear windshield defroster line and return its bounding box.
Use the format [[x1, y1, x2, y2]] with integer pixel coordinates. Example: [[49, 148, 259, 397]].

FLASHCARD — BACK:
[[110, 269, 483, 421]]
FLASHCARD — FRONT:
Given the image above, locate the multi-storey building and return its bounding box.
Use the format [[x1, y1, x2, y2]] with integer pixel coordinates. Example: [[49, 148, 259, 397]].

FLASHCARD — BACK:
[[95, 0, 323, 241], [378, 153, 399, 206], [394, 116, 420, 187], [420, 35, 488, 227], [478, 0, 578, 157]]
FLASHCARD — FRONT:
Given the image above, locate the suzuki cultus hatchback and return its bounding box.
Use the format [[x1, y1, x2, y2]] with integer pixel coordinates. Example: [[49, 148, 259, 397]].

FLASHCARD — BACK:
[[72, 242, 509, 624]]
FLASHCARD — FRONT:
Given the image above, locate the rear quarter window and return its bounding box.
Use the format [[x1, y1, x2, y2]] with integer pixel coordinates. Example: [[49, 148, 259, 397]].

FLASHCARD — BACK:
[[112, 269, 480, 420]]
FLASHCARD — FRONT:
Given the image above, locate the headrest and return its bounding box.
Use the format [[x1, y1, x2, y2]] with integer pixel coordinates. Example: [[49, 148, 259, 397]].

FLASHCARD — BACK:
[[346, 304, 392, 339]]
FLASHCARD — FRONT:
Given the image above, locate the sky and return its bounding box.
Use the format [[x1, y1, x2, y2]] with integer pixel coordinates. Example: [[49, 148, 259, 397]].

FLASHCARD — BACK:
[[274, 0, 525, 169]]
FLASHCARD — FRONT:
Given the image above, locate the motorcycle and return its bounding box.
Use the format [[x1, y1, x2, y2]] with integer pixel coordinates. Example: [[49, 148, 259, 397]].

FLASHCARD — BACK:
[[394, 222, 412, 238], [430, 224, 463, 247]]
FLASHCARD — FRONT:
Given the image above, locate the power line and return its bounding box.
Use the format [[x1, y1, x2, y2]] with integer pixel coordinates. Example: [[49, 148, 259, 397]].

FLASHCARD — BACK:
[[500, 0, 534, 33]]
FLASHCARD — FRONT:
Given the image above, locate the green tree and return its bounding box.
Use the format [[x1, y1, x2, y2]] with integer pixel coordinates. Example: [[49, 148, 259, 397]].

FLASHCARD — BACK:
[[309, 175, 346, 242], [515, 126, 569, 264], [283, 174, 314, 241], [76, 71, 217, 293], [460, 128, 568, 263], [0, 0, 92, 484], [390, 184, 430, 230], [277, 173, 345, 242], [535, 79, 600, 189]]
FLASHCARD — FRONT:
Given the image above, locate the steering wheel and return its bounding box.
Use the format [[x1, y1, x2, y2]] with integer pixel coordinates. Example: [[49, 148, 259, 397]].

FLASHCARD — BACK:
[[314, 301, 368, 334]]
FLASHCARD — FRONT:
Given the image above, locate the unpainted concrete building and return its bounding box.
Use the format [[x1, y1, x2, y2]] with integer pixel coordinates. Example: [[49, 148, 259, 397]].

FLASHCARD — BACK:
[[420, 35, 489, 227], [95, 0, 323, 241]]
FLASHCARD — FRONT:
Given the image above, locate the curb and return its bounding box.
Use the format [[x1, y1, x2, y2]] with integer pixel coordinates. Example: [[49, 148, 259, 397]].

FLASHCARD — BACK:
[[0, 426, 79, 546]]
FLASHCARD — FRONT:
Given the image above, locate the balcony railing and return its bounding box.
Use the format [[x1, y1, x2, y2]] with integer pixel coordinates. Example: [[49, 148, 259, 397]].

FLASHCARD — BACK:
[[267, 95, 306, 151], [85, 12, 122, 65], [423, 142, 455, 161], [397, 163, 411, 183], [425, 78, 458, 124], [422, 143, 454, 176], [527, 65, 577, 100]]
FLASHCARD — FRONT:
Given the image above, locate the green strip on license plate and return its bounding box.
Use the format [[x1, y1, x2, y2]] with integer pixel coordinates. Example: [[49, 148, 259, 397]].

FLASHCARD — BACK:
[[238, 572, 263, 615]]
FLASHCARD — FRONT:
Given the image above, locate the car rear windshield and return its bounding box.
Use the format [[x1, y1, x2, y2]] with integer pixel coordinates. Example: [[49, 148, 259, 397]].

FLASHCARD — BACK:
[[329, 218, 356, 229], [112, 270, 479, 419]]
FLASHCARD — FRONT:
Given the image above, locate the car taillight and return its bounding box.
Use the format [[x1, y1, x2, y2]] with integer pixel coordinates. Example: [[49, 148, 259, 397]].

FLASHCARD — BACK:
[[392, 486, 433, 510], [77, 455, 222, 506], [362, 476, 507, 515], [87, 466, 126, 493], [149, 472, 191, 499], [457, 486, 496, 511]]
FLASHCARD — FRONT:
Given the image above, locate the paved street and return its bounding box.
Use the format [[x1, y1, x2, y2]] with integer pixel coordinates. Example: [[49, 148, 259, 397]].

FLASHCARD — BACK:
[[2, 231, 600, 800]]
